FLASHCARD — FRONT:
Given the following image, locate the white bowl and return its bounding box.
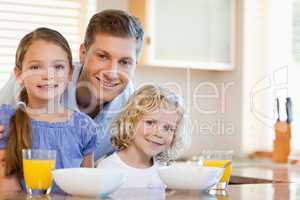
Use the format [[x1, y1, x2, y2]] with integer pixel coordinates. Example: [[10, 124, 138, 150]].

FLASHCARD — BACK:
[[157, 163, 224, 190], [52, 168, 125, 197]]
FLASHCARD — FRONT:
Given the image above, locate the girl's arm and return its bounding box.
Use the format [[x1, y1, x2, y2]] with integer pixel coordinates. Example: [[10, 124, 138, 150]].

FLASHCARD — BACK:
[[81, 153, 94, 168], [0, 150, 21, 192]]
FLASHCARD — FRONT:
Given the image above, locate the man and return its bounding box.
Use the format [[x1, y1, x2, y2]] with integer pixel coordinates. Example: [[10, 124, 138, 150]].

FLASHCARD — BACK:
[[0, 9, 144, 161]]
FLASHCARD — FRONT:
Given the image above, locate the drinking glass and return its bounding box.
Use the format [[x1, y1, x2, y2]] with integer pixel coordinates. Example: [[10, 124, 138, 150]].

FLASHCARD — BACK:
[[201, 150, 233, 192], [22, 149, 56, 196]]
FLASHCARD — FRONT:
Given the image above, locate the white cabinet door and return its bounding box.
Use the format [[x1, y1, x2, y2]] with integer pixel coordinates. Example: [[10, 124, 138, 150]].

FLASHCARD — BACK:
[[147, 0, 236, 70]]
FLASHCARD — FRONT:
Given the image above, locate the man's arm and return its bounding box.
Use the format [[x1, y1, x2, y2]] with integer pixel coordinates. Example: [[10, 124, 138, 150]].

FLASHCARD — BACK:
[[0, 74, 20, 138], [0, 73, 20, 106]]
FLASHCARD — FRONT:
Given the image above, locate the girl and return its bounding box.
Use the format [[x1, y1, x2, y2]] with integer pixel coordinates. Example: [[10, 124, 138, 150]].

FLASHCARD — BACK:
[[0, 27, 99, 193], [97, 84, 190, 188]]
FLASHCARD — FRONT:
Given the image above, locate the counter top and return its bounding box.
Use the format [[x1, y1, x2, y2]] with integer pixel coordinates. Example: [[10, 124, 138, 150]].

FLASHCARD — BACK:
[[231, 158, 300, 183], [1, 158, 299, 200], [0, 183, 299, 200]]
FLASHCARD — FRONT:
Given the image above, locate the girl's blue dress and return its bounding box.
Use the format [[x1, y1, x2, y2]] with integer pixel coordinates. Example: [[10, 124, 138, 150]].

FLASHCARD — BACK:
[[0, 104, 100, 194]]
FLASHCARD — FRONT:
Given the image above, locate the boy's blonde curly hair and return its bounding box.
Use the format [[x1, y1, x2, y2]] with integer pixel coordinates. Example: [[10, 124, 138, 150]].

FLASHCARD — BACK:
[[110, 84, 191, 162]]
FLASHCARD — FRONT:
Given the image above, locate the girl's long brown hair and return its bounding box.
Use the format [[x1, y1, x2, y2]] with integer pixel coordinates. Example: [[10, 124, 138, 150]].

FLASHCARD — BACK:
[[5, 27, 72, 177]]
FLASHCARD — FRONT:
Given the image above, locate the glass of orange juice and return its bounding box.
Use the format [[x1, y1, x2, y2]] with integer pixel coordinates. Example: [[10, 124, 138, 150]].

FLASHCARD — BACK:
[[201, 150, 233, 191], [22, 149, 56, 196]]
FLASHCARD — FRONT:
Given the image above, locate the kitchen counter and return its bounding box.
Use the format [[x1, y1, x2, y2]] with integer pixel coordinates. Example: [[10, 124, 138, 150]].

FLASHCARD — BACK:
[[0, 183, 299, 200], [1, 158, 299, 200], [231, 158, 300, 183]]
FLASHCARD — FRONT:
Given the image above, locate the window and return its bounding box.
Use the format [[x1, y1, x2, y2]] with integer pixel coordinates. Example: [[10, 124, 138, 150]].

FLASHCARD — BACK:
[[0, 0, 96, 89]]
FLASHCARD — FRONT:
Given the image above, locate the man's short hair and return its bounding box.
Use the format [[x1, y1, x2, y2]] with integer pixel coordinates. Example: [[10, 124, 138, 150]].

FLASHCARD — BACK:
[[84, 9, 144, 57]]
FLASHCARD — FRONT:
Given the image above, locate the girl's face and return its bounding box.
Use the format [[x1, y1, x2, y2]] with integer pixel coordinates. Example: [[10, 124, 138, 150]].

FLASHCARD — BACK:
[[15, 40, 71, 104], [132, 108, 178, 160]]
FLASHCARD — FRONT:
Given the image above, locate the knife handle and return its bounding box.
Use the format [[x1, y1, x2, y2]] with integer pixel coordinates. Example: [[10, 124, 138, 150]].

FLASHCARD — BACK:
[[286, 97, 292, 123], [276, 98, 280, 122]]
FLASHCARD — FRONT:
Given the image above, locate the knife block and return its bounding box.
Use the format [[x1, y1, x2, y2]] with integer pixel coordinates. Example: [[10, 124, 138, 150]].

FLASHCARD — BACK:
[[272, 122, 291, 163]]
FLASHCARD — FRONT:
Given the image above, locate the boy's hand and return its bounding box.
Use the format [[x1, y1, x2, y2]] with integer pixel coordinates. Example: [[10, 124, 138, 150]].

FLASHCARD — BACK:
[[0, 125, 4, 139]]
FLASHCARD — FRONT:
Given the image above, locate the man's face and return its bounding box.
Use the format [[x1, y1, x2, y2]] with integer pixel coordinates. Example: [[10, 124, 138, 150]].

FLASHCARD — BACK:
[[79, 33, 137, 104]]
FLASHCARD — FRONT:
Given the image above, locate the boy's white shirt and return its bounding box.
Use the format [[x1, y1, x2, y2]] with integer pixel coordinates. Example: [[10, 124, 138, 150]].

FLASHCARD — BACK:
[[97, 152, 166, 189]]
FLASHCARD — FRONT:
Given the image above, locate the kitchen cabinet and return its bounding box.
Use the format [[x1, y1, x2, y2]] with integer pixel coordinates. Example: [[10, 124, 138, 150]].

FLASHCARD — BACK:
[[129, 0, 239, 70]]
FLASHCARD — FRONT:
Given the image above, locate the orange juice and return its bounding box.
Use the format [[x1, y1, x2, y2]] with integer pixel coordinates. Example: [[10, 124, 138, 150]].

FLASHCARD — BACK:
[[23, 159, 55, 190], [203, 160, 232, 183]]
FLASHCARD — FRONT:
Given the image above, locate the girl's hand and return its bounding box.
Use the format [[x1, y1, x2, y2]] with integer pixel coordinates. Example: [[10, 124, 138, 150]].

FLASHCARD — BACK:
[[0, 175, 21, 193], [0, 125, 4, 139], [81, 153, 94, 168], [0, 150, 21, 193], [0, 150, 6, 177]]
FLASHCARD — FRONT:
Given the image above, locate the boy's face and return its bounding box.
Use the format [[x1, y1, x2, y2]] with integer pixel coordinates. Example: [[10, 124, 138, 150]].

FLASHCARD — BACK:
[[79, 33, 137, 104], [132, 108, 178, 160]]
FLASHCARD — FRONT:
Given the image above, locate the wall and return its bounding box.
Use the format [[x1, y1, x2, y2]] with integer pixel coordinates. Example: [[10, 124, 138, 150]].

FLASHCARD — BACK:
[[134, 67, 243, 158], [97, 0, 243, 158], [242, 0, 271, 153], [242, 0, 299, 152], [97, 0, 128, 11]]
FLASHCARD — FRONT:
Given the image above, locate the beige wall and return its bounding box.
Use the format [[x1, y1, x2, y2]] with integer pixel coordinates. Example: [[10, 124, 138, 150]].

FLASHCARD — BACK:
[[97, 0, 243, 158], [97, 0, 128, 11], [134, 67, 243, 158]]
